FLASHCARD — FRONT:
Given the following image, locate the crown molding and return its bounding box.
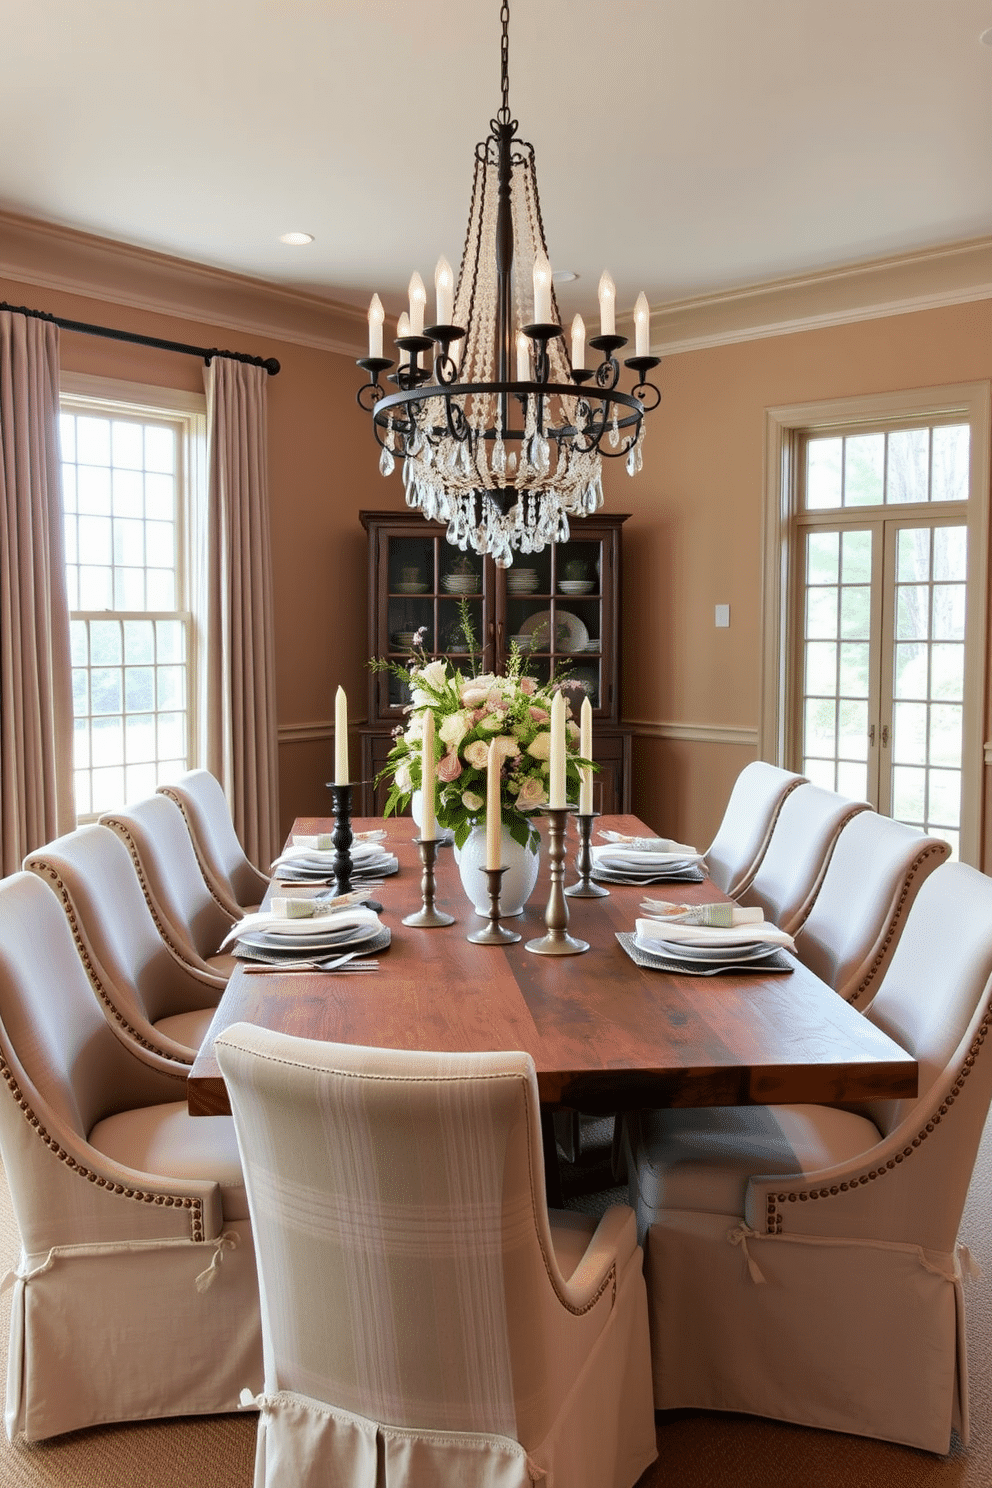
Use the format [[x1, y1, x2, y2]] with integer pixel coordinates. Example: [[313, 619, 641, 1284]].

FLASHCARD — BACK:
[[0, 210, 366, 357], [647, 236, 992, 354], [4, 210, 992, 362]]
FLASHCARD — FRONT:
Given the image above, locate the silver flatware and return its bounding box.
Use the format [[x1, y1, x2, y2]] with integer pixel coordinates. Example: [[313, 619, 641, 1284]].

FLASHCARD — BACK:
[[242, 958, 379, 976]]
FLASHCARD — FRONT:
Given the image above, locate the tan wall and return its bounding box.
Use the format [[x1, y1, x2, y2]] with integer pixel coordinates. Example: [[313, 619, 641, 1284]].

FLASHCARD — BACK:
[[4, 233, 991, 853]]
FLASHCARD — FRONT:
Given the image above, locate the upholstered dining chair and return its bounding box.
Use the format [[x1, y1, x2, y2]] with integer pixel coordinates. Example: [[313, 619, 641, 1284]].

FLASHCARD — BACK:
[[0, 872, 261, 1441], [99, 794, 239, 978], [24, 824, 227, 1063], [624, 860, 992, 1454], [215, 1027, 658, 1488], [736, 782, 870, 935], [704, 761, 808, 898], [157, 769, 269, 919], [793, 811, 950, 1006]]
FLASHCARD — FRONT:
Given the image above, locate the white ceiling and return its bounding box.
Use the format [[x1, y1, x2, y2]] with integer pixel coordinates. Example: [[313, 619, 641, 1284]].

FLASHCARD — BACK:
[[2, 0, 991, 325]]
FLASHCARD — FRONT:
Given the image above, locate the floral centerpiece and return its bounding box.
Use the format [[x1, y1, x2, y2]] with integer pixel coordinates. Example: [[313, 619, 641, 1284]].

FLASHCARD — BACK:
[[374, 617, 591, 853]]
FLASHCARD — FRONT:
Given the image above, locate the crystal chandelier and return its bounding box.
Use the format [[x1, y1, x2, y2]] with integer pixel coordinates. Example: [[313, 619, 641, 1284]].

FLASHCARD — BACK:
[[356, 1, 660, 568]]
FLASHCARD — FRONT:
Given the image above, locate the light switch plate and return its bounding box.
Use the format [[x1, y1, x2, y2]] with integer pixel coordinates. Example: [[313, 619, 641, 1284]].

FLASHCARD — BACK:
[[715, 604, 730, 628]]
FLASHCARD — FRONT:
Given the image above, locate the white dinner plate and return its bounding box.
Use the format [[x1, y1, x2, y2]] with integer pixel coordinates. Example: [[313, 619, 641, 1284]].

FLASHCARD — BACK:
[[238, 921, 381, 954], [617, 933, 794, 977], [518, 608, 589, 654], [634, 935, 779, 964]]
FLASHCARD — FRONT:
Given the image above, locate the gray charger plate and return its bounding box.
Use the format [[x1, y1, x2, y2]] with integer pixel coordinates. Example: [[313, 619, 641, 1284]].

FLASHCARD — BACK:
[[234, 925, 392, 964], [592, 866, 706, 886], [617, 932, 793, 976]]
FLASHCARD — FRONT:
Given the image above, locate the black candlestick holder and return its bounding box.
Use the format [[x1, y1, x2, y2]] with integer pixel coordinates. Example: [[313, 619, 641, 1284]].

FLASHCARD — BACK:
[[467, 866, 521, 945], [327, 783, 354, 896], [566, 810, 609, 898], [526, 807, 589, 955], [403, 838, 455, 927]]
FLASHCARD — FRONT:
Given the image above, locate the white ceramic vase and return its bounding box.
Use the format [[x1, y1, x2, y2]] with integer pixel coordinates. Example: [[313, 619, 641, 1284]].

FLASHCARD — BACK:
[[455, 823, 540, 918]]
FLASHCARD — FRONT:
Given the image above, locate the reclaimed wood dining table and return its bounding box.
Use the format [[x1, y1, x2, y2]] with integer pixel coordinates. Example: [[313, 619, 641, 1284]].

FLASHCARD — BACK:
[[188, 813, 918, 1124]]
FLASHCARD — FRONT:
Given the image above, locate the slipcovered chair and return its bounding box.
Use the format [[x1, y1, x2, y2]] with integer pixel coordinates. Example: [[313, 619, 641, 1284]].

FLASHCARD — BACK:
[[158, 769, 269, 919], [736, 782, 870, 935], [0, 872, 261, 1441], [793, 811, 950, 1006], [704, 761, 807, 897], [624, 861, 992, 1453], [99, 794, 239, 978], [215, 1027, 658, 1488], [24, 824, 226, 1062]]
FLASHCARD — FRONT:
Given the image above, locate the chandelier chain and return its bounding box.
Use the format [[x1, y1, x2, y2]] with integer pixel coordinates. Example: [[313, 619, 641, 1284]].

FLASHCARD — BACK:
[[498, 0, 511, 124]]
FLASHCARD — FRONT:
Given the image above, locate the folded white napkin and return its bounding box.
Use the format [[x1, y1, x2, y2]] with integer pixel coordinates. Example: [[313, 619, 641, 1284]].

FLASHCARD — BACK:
[[639, 900, 764, 928], [592, 843, 705, 868], [634, 917, 795, 950], [599, 831, 699, 855], [222, 906, 381, 949], [291, 829, 388, 851], [273, 840, 386, 869], [268, 891, 374, 920]]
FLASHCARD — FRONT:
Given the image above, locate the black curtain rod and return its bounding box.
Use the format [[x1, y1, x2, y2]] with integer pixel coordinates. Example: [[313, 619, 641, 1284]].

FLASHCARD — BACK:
[[0, 301, 280, 375]]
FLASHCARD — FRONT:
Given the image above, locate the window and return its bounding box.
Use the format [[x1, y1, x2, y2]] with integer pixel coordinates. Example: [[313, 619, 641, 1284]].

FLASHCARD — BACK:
[[762, 385, 991, 866], [59, 376, 206, 821]]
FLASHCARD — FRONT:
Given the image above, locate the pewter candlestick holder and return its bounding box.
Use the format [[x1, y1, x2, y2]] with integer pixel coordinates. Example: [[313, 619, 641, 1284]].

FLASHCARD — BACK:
[[566, 810, 609, 898], [468, 867, 520, 945], [403, 838, 455, 927], [526, 807, 589, 956], [327, 783, 354, 896]]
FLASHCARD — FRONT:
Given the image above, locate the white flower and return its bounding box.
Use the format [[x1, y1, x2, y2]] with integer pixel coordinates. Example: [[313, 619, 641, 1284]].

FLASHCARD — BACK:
[[395, 760, 413, 792], [439, 710, 471, 749], [516, 776, 548, 809], [527, 731, 552, 760], [463, 739, 490, 770], [491, 734, 520, 761], [417, 659, 448, 693], [404, 711, 425, 743], [462, 790, 484, 812], [460, 685, 489, 707]]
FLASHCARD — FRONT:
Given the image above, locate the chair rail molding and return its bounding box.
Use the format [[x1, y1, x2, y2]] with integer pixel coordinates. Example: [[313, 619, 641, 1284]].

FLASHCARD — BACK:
[[626, 719, 759, 748]]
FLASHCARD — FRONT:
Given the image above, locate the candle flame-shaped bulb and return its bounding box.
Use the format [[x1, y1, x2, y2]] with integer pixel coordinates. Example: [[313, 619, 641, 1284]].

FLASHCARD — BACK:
[[633, 292, 650, 357], [408, 272, 427, 335], [367, 293, 384, 359], [598, 271, 616, 337], [571, 313, 586, 371], [434, 256, 454, 326], [515, 331, 531, 383], [397, 310, 411, 366], [532, 251, 553, 325]]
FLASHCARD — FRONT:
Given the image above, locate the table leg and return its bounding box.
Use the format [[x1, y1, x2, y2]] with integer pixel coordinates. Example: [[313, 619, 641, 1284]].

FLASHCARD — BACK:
[[540, 1107, 565, 1209]]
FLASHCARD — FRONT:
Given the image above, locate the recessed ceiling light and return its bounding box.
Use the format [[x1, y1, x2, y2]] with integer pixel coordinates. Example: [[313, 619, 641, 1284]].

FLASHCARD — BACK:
[[279, 232, 314, 246], [552, 269, 578, 283], [981, 27, 992, 44]]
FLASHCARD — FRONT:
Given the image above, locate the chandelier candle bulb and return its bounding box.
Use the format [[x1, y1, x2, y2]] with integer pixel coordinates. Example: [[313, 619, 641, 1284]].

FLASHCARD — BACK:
[[368, 294, 384, 359], [532, 251, 553, 326], [571, 314, 586, 371], [516, 331, 530, 382], [421, 711, 436, 841], [634, 293, 650, 357], [334, 686, 349, 785], [396, 311, 411, 367], [486, 742, 501, 870], [598, 271, 616, 337], [408, 273, 427, 336], [434, 257, 454, 326], [579, 695, 594, 814], [549, 691, 566, 809]]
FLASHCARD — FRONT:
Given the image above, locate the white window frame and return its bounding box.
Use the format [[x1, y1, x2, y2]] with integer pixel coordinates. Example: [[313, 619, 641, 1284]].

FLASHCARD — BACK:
[[60, 373, 207, 819], [760, 382, 991, 867]]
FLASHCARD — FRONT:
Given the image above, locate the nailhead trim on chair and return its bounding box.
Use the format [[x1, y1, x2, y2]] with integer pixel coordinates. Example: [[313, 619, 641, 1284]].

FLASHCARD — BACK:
[[763, 1002, 992, 1234], [847, 843, 950, 1007], [0, 1053, 206, 1241], [98, 816, 203, 967], [156, 787, 235, 916], [24, 859, 187, 1061]]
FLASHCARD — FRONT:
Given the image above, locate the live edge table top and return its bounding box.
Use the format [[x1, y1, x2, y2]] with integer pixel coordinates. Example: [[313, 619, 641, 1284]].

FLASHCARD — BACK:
[[187, 814, 918, 1118]]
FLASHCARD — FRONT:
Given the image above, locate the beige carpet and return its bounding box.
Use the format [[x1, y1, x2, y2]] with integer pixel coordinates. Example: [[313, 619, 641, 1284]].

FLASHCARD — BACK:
[[0, 1117, 988, 1487]]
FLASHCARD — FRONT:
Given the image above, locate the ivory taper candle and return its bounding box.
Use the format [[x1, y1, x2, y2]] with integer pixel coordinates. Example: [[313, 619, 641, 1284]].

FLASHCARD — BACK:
[[549, 691, 566, 809], [633, 292, 651, 357], [579, 695, 594, 814], [421, 711, 436, 841], [334, 686, 349, 784], [434, 256, 454, 325], [571, 313, 586, 371], [486, 742, 502, 870], [598, 270, 616, 337], [367, 294, 384, 358], [532, 251, 553, 324], [408, 272, 427, 335]]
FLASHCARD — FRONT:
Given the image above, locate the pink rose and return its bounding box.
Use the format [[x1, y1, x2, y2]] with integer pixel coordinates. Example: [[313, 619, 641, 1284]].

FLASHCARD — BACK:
[[436, 750, 462, 783], [515, 776, 548, 810], [528, 706, 549, 723], [520, 677, 537, 695]]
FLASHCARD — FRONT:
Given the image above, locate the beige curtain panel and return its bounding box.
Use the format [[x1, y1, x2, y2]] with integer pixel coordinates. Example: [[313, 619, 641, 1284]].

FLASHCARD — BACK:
[[201, 359, 280, 870], [0, 311, 74, 875]]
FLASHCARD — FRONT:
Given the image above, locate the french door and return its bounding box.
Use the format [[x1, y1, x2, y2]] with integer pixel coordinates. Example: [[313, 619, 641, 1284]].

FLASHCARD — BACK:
[[797, 513, 967, 858]]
